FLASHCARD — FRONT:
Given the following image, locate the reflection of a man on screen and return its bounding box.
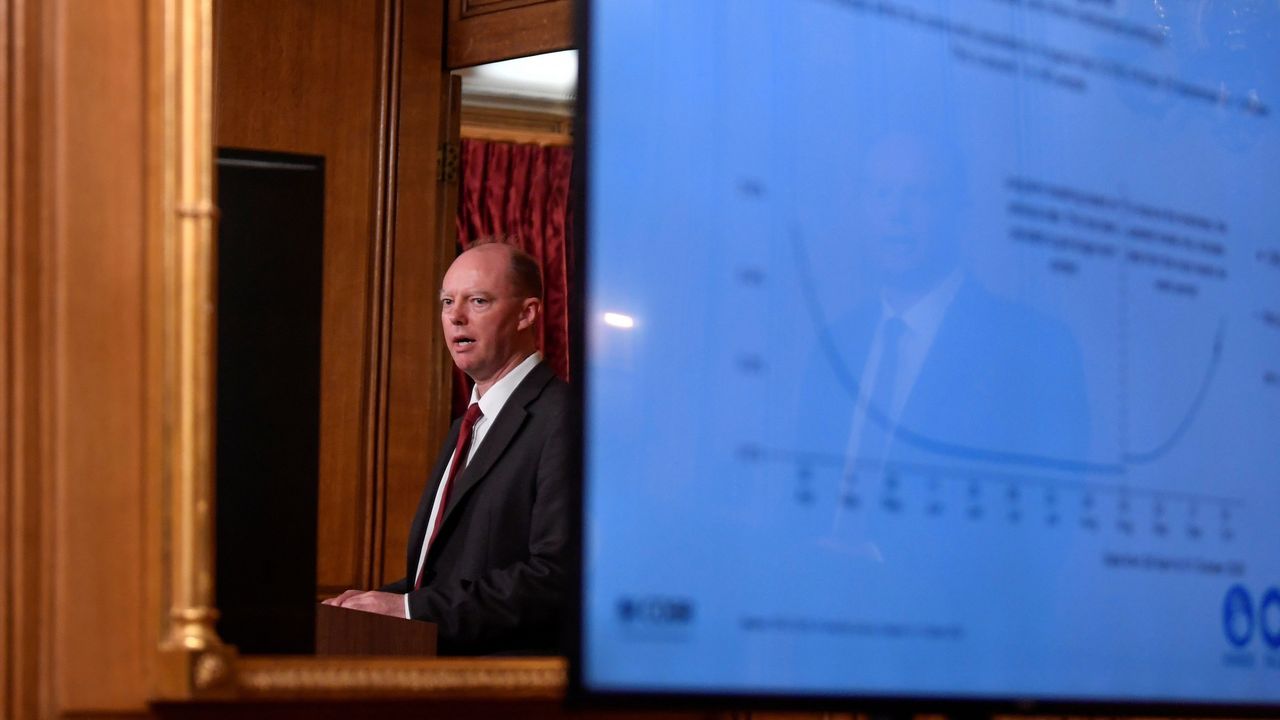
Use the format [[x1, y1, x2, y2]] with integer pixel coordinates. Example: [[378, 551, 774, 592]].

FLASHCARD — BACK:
[[803, 131, 1090, 553], [844, 131, 968, 477]]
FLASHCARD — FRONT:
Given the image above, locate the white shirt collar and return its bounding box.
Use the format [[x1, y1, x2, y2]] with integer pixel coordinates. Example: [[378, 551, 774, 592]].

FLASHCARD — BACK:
[[880, 270, 964, 341], [469, 351, 543, 421]]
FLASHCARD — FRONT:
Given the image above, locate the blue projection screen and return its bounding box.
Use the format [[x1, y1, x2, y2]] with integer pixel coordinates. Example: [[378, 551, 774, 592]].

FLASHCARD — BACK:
[[579, 0, 1280, 709]]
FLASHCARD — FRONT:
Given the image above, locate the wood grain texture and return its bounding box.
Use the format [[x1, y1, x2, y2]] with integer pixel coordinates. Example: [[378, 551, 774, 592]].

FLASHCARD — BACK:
[[1, 0, 13, 712], [2, 2, 55, 716], [446, 0, 573, 69], [143, 0, 169, 705], [214, 0, 390, 594], [376, 0, 454, 587], [459, 0, 554, 17], [314, 603, 437, 656], [51, 0, 152, 711]]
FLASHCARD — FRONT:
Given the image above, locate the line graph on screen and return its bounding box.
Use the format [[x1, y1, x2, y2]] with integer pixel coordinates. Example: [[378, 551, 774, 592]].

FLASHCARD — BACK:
[[720, 185, 1243, 543]]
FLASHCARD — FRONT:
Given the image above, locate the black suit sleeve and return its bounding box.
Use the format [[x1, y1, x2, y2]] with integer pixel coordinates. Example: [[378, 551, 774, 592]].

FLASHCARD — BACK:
[[379, 576, 410, 595], [404, 402, 570, 653]]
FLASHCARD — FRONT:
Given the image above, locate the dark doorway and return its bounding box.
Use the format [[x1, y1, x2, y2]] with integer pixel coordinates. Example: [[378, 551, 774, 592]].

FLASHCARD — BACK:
[[215, 148, 324, 654]]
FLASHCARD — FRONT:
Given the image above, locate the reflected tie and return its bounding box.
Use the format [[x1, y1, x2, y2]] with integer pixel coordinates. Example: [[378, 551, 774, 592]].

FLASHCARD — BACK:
[[859, 315, 907, 464], [415, 402, 484, 589]]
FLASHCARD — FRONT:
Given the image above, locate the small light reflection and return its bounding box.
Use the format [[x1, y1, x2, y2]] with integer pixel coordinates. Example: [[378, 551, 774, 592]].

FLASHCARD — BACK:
[[602, 312, 635, 329]]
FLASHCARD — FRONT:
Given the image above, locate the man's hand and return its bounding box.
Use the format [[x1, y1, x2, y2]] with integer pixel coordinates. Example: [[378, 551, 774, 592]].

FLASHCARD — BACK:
[[321, 589, 404, 618], [320, 589, 364, 607]]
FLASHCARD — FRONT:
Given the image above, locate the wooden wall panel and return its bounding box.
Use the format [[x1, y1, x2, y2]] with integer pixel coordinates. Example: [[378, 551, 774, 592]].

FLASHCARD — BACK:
[[1, 0, 13, 714], [214, 0, 392, 595], [49, 0, 153, 712], [2, 0, 167, 715], [446, 0, 572, 69], [2, 1, 54, 715], [214, 0, 458, 597], [376, 0, 456, 587]]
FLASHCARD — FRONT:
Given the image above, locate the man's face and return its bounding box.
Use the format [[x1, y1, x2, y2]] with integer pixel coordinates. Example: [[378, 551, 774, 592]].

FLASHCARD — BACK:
[[439, 247, 537, 386], [862, 134, 953, 286]]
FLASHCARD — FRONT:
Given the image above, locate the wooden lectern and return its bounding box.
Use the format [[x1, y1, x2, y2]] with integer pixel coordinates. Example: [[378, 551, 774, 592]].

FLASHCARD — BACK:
[[315, 603, 438, 656]]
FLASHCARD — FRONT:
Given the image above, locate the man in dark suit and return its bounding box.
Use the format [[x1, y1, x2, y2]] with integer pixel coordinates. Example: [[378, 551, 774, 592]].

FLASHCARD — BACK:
[[325, 242, 571, 655]]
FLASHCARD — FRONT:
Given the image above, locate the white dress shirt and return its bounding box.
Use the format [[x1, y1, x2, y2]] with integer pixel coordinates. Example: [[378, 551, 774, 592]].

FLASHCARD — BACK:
[[843, 272, 964, 472], [829, 273, 964, 559], [403, 351, 543, 617]]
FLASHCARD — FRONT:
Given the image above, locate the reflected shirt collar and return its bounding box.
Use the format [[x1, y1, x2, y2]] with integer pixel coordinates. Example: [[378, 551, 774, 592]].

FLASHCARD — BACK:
[[880, 270, 964, 340]]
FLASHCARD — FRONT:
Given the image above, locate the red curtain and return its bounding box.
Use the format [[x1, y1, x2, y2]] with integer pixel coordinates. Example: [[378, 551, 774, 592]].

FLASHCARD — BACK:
[[453, 138, 574, 414]]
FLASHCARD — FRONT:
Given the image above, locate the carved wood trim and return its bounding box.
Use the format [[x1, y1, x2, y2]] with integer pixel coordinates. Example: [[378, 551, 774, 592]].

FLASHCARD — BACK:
[[234, 657, 566, 699], [375, 0, 457, 590], [363, 0, 404, 591], [440, 75, 464, 245], [446, 0, 573, 69], [460, 125, 572, 147], [458, 0, 553, 19], [2, 1, 55, 716], [461, 103, 573, 146]]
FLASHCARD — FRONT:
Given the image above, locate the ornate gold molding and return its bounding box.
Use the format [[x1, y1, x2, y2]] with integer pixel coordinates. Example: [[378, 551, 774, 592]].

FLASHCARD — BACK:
[[155, 0, 233, 698], [235, 658, 567, 699]]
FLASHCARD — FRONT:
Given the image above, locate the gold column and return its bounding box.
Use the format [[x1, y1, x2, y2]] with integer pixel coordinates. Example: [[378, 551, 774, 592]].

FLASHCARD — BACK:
[[156, 0, 233, 697]]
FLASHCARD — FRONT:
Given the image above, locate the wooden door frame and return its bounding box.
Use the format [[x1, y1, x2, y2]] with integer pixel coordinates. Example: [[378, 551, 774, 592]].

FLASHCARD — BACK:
[[446, 0, 573, 70]]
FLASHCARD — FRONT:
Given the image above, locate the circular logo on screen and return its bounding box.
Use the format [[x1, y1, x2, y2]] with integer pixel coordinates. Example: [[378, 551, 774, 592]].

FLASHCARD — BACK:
[[1259, 587, 1280, 650], [1223, 584, 1254, 648]]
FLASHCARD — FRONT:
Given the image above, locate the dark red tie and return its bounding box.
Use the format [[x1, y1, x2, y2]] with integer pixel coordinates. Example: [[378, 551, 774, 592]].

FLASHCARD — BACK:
[[415, 402, 483, 589]]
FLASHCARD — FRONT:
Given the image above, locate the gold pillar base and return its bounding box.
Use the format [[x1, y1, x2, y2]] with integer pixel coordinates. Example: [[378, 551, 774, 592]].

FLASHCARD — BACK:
[[155, 643, 239, 699]]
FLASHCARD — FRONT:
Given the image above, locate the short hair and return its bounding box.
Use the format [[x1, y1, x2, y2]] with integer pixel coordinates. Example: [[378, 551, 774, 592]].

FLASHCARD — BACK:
[[472, 236, 544, 300]]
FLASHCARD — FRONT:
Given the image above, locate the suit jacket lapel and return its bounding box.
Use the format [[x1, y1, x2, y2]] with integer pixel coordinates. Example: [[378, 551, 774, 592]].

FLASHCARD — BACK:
[[438, 362, 555, 537], [897, 280, 974, 432], [406, 420, 461, 578]]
